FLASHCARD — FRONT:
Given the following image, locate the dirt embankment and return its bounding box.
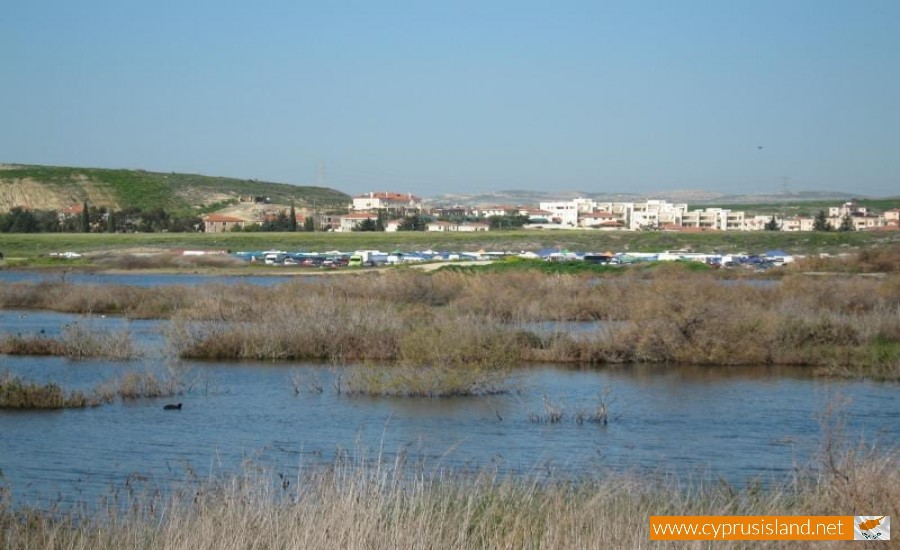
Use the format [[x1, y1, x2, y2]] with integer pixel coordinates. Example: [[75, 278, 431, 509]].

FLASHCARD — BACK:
[[0, 176, 119, 212]]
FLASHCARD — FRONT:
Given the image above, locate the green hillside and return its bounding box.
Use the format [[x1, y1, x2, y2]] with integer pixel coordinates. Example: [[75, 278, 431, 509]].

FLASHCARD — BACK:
[[0, 164, 350, 213]]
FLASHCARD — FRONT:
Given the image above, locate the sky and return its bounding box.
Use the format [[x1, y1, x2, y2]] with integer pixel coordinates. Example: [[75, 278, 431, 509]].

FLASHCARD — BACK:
[[2, 1, 898, 198]]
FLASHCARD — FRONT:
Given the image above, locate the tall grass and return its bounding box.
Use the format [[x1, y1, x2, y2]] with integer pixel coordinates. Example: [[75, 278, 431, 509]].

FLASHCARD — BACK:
[[1, 443, 896, 549]]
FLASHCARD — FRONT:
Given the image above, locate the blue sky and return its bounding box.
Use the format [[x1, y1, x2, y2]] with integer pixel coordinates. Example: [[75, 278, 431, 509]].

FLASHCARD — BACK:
[[2, 1, 898, 197]]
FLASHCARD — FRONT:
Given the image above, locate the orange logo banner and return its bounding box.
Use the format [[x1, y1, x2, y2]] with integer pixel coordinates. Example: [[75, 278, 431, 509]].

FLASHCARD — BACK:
[[650, 516, 856, 541]]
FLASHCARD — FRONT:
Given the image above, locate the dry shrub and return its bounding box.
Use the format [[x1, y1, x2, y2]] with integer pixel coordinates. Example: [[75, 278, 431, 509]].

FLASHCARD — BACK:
[[398, 316, 521, 370], [0, 323, 138, 360], [360, 270, 464, 306], [93, 367, 185, 402], [856, 244, 900, 273], [0, 280, 196, 317], [3, 270, 898, 375], [339, 363, 508, 397], [60, 321, 138, 360], [0, 334, 68, 356], [777, 275, 893, 314], [170, 294, 404, 361], [604, 278, 777, 364], [332, 316, 523, 396]]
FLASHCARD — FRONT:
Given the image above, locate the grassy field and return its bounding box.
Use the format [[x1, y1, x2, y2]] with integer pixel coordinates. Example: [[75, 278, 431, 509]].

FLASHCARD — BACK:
[[1, 228, 898, 262]]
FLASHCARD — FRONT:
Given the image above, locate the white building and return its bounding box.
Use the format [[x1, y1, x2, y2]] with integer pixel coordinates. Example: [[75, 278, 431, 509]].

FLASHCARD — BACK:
[[538, 198, 595, 226], [338, 212, 379, 232], [351, 192, 422, 213]]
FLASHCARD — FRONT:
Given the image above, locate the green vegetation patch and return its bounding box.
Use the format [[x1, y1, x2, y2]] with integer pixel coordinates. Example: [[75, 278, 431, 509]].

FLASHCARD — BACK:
[[0, 164, 350, 214]]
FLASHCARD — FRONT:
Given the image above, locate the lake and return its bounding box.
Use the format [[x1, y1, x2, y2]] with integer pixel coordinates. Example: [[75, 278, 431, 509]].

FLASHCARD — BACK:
[[1, 298, 898, 511]]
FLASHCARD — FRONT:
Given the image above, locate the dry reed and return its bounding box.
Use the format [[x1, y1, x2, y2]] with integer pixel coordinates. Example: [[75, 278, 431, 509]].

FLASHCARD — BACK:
[[1, 443, 895, 549], [2, 267, 898, 378]]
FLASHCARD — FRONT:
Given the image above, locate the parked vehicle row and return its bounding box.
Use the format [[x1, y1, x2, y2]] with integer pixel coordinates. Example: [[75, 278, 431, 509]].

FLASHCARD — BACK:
[[230, 248, 795, 269]]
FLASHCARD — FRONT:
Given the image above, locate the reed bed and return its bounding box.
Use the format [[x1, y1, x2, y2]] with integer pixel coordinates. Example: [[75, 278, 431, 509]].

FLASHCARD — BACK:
[[0, 322, 137, 360], [2, 264, 899, 379], [0, 369, 184, 409], [1, 443, 895, 549], [0, 372, 103, 409]]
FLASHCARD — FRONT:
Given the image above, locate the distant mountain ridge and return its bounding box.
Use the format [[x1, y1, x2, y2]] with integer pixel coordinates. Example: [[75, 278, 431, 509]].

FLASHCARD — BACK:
[[427, 188, 865, 207], [0, 164, 350, 214]]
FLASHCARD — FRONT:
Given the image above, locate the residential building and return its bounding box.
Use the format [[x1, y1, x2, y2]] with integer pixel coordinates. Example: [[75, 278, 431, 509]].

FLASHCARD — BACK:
[[351, 192, 422, 214], [338, 212, 379, 232], [538, 200, 583, 226], [884, 209, 900, 228], [578, 211, 622, 229], [781, 216, 816, 232], [203, 214, 246, 233]]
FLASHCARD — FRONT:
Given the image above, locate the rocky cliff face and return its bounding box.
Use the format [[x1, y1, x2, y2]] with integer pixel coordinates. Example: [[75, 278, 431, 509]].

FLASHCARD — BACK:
[[0, 175, 119, 212]]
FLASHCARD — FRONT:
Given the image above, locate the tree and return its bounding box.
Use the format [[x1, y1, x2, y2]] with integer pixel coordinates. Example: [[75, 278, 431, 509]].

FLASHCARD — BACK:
[[289, 202, 298, 232], [839, 213, 854, 232], [397, 214, 426, 231], [0, 207, 40, 233], [353, 218, 378, 232], [108, 211, 116, 233], [376, 209, 387, 231], [303, 216, 316, 232], [261, 211, 293, 231], [813, 210, 832, 231], [81, 201, 90, 233], [487, 214, 529, 230], [764, 214, 780, 231]]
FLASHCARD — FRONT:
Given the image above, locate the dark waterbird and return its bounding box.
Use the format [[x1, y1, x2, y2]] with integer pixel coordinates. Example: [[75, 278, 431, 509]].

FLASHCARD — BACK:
[[163, 403, 182, 410]]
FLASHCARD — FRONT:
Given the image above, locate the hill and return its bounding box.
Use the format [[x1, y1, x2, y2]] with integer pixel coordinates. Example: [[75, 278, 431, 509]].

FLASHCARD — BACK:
[[0, 164, 350, 214], [427, 188, 864, 207]]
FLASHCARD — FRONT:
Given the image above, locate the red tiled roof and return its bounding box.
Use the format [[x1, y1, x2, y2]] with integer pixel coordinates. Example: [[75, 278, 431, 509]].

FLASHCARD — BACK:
[[204, 214, 245, 222]]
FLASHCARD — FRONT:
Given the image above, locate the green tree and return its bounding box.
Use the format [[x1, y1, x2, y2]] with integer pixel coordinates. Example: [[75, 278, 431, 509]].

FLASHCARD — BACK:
[[397, 214, 426, 231], [839, 213, 854, 232], [108, 211, 116, 233], [353, 218, 378, 231], [303, 216, 316, 232], [764, 214, 780, 231], [813, 210, 832, 231], [289, 202, 298, 232], [488, 214, 529, 230], [0, 207, 40, 233], [81, 201, 90, 233], [261, 211, 293, 231]]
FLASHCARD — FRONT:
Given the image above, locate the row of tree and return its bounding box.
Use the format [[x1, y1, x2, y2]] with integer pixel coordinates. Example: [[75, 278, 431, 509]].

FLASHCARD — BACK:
[[0, 203, 203, 233], [763, 211, 857, 231]]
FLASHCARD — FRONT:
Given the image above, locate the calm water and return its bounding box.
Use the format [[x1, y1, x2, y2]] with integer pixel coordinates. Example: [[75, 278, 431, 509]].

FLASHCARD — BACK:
[[1, 308, 898, 510]]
